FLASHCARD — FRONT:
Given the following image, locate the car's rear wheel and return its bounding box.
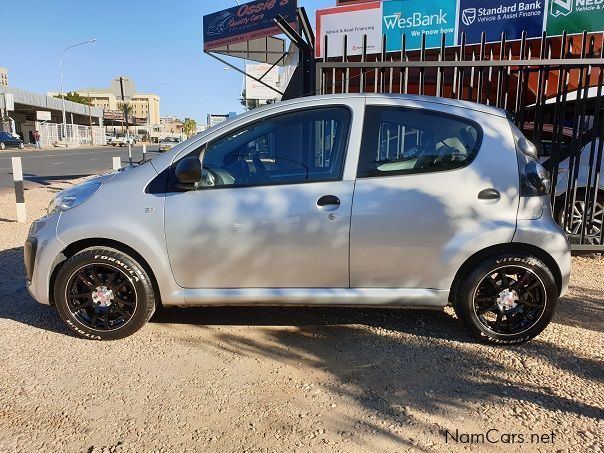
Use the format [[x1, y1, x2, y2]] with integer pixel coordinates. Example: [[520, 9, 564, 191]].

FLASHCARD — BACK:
[[453, 253, 558, 344], [54, 247, 156, 340]]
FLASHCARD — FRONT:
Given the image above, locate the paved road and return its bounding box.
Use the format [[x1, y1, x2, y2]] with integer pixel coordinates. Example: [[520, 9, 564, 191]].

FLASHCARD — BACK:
[[0, 146, 161, 193]]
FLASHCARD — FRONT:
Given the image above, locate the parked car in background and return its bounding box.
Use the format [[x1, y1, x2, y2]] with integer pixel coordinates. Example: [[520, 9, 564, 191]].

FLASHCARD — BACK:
[[25, 94, 570, 343], [108, 134, 137, 147], [523, 122, 602, 244], [0, 131, 25, 150], [158, 136, 181, 152]]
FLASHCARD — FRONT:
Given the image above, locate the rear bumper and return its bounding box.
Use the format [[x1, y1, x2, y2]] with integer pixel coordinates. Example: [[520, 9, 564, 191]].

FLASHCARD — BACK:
[[513, 201, 572, 297]]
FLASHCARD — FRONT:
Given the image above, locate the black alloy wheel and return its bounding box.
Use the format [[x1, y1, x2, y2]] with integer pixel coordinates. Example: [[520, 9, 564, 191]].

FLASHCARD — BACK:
[[54, 247, 156, 340], [472, 266, 546, 336], [65, 263, 137, 331], [453, 253, 558, 344]]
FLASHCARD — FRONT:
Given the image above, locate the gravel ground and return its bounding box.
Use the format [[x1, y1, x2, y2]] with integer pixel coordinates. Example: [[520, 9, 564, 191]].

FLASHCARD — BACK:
[[0, 183, 602, 453]]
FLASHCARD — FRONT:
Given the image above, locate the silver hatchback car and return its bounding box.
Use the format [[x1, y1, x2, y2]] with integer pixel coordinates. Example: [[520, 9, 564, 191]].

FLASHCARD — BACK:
[[25, 94, 570, 344]]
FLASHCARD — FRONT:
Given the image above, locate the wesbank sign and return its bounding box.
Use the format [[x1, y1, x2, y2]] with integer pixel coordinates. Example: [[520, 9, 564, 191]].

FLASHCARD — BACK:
[[382, 0, 457, 51]]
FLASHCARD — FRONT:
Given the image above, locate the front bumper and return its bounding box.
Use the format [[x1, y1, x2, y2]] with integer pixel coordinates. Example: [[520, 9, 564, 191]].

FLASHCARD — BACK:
[[25, 213, 66, 305]]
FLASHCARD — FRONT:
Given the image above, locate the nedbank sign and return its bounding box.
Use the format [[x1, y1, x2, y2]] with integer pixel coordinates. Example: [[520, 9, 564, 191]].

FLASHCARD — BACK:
[[458, 0, 546, 43], [383, 0, 456, 51], [314, 0, 604, 57], [547, 0, 604, 35]]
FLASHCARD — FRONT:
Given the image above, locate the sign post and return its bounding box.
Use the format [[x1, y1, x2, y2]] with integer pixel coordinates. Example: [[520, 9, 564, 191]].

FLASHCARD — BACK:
[[119, 76, 132, 166], [12, 157, 26, 223]]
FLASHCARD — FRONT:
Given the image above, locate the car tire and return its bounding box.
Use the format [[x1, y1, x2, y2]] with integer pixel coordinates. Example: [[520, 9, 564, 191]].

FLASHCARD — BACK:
[[54, 247, 156, 340], [452, 252, 558, 344], [0, 142, 5, 150]]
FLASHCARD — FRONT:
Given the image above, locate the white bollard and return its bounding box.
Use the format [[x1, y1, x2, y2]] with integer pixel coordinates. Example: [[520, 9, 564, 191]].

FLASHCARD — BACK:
[[112, 156, 121, 170], [142, 144, 147, 161], [11, 157, 26, 223]]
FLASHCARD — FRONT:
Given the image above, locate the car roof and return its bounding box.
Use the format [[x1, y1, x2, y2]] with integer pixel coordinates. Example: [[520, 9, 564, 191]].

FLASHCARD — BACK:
[[188, 93, 507, 145], [299, 93, 507, 117]]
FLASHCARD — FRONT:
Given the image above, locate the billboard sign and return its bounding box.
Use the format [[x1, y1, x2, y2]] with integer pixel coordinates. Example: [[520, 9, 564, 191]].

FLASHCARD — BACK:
[[245, 63, 280, 99], [36, 111, 51, 121], [203, 0, 297, 51], [383, 0, 457, 51], [458, 0, 546, 44], [315, 0, 604, 58], [316, 2, 383, 58], [546, 0, 604, 36]]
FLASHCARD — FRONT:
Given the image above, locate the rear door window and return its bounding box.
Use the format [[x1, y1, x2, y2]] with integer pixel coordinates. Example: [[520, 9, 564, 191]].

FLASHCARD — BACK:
[[358, 107, 482, 178]]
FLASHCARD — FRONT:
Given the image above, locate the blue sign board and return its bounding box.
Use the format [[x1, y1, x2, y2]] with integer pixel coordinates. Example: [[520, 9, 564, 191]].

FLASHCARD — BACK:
[[382, 0, 457, 52], [458, 0, 546, 44], [204, 0, 297, 51]]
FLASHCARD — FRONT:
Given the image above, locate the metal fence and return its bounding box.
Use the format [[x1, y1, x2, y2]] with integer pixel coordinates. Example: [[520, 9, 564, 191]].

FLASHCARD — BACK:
[[39, 123, 106, 147], [316, 31, 604, 252]]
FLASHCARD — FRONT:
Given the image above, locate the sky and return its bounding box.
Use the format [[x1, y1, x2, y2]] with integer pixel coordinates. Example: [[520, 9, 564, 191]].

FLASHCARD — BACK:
[[3, 0, 333, 123]]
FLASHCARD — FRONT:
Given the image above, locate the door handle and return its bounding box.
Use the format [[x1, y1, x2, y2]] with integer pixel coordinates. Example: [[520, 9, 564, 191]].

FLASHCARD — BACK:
[[478, 188, 501, 201], [317, 195, 341, 211]]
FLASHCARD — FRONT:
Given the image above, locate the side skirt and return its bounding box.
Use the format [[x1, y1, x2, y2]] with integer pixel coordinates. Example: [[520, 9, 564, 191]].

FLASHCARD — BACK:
[[167, 288, 450, 308]]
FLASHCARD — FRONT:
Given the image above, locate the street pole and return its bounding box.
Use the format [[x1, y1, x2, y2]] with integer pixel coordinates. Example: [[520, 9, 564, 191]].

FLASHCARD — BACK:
[[59, 39, 96, 142], [148, 82, 168, 143], [120, 76, 132, 166]]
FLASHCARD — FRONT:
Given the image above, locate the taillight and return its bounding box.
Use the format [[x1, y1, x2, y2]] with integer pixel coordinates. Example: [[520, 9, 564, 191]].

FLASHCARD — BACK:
[[509, 122, 551, 197], [522, 159, 551, 196]]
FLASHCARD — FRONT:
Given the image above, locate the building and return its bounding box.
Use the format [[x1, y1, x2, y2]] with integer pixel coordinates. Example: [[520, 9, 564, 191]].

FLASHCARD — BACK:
[[159, 116, 184, 134], [0, 67, 7, 87], [129, 94, 160, 125], [48, 76, 161, 125], [1, 85, 104, 146]]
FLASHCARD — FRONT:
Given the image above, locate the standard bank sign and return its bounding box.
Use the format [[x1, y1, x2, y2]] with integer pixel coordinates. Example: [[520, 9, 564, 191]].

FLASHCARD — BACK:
[[383, 0, 457, 51], [458, 0, 545, 42]]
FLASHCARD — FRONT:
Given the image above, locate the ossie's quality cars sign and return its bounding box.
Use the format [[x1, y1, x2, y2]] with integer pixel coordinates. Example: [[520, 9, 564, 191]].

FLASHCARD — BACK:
[[204, 0, 297, 50]]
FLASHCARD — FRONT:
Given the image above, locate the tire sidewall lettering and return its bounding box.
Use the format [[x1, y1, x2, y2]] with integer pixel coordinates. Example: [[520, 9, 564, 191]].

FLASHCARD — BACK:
[[94, 254, 143, 282]]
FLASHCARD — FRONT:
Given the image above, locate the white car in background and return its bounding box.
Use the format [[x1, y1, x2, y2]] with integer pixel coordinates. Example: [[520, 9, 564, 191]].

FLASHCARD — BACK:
[[159, 137, 181, 152]]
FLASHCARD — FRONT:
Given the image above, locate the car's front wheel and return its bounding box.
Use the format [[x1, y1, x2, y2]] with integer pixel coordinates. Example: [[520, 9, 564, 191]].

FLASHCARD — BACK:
[[54, 247, 156, 340], [453, 253, 558, 344]]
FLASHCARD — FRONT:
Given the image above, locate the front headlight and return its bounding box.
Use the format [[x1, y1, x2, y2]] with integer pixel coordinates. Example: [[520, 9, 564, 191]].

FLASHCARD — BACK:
[[47, 180, 103, 216]]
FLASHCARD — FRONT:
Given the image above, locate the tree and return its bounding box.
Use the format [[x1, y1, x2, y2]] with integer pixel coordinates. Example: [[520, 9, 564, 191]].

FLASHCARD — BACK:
[[117, 102, 134, 118], [183, 117, 197, 137], [53, 91, 91, 106]]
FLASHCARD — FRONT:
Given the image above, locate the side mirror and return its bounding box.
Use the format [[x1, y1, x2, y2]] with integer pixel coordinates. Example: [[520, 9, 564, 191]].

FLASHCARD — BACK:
[[174, 156, 201, 190]]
